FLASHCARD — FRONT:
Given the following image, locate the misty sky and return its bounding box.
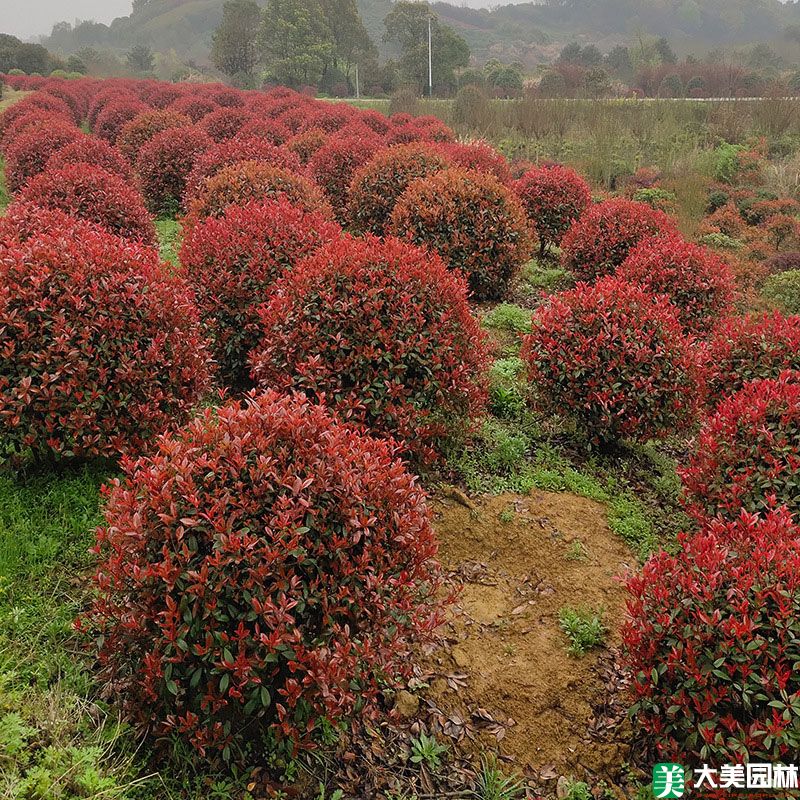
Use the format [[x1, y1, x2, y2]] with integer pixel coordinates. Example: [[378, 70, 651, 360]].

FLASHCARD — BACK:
[[3, 1, 133, 40]]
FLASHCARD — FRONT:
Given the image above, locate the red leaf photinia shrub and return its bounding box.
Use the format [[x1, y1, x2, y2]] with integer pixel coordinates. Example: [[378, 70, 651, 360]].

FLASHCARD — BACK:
[[560, 197, 678, 281], [679, 374, 800, 522], [520, 276, 704, 444], [704, 311, 800, 399], [136, 126, 213, 216], [250, 235, 489, 462], [180, 200, 342, 388], [86, 389, 445, 760], [0, 110, 73, 153], [617, 235, 736, 333], [198, 107, 254, 142], [116, 110, 192, 162], [513, 164, 592, 255], [0, 93, 73, 141], [347, 143, 451, 235], [437, 140, 512, 184], [168, 95, 219, 122], [18, 164, 157, 246], [623, 506, 800, 762], [183, 138, 303, 208], [184, 160, 333, 229], [4, 122, 82, 193], [46, 136, 133, 182], [309, 135, 383, 223], [285, 128, 329, 164], [0, 222, 212, 463], [93, 99, 149, 142], [389, 168, 533, 302]]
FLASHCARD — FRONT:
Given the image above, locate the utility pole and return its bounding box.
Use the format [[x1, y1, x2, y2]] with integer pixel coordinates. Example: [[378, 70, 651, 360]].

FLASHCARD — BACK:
[[428, 14, 433, 97]]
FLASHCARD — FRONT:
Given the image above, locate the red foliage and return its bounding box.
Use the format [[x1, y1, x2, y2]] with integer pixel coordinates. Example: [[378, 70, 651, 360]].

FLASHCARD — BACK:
[[234, 117, 290, 144], [617, 235, 736, 333], [93, 100, 149, 142], [623, 507, 800, 762], [0, 221, 211, 462], [309, 135, 382, 223], [4, 122, 81, 193], [183, 138, 303, 208], [0, 94, 73, 141], [46, 136, 133, 181], [180, 200, 341, 387], [168, 95, 218, 122], [198, 107, 254, 142], [436, 140, 512, 184], [679, 374, 800, 522], [18, 164, 157, 246], [86, 389, 444, 760], [704, 311, 800, 399], [136, 127, 213, 216], [513, 164, 592, 254], [560, 198, 678, 281], [250, 235, 489, 462], [185, 161, 333, 228], [389, 168, 533, 302], [0, 110, 72, 153], [347, 143, 451, 235], [117, 110, 192, 162], [285, 128, 329, 164], [521, 276, 703, 444]]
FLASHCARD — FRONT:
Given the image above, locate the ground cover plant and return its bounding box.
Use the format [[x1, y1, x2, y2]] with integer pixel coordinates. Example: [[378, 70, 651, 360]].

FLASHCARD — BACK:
[[2, 72, 800, 800]]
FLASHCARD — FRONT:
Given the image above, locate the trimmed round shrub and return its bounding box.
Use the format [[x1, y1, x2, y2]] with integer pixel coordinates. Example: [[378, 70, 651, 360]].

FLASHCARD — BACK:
[[117, 110, 192, 162], [234, 117, 290, 144], [521, 276, 703, 445], [763, 269, 800, 314], [623, 506, 800, 761], [389, 168, 533, 302], [514, 164, 592, 255], [0, 110, 72, 152], [0, 94, 73, 141], [168, 95, 218, 122], [705, 311, 800, 399], [136, 127, 213, 216], [347, 143, 451, 235], [285, 128, 329, 164], [560, 198, 678, 281], [183, 140, 303, 208], [0, 201, 106, 246], [86, 389, 444, 760], [93, 100, 149, 142], [309, 134, 384, 223], [198, 107, 253, 142], [4, 122, 81, 193], [617, 235, 736, 333], [185, 161, 333, 228], [180, 200, 342, 388], [437, 140, 511, 184], [46, 136, 133, 181], [250, 235, 489, 462], [0, 223, 212, 462], [679, 374, 800, 522], [18, 164, 157, 246]]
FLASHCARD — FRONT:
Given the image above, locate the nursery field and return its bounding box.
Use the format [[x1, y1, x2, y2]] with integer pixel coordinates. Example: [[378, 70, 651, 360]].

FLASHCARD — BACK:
[[0, 73, 799, 800]]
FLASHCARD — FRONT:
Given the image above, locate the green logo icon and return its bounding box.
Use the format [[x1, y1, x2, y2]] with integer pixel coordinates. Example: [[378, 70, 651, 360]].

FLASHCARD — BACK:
[[653, 763, 685, 799]]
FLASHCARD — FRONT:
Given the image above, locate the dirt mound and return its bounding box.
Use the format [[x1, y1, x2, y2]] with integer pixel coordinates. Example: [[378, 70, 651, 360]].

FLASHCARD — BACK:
[[424, 490, 638, 788]]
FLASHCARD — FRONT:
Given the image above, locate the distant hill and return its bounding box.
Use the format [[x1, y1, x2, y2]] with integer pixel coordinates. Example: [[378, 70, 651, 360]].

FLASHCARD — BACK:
[[41, 0, 800, 68]]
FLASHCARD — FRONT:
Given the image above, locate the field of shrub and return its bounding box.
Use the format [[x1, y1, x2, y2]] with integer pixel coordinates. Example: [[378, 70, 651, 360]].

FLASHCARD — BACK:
[[1, 72, 799, 800]]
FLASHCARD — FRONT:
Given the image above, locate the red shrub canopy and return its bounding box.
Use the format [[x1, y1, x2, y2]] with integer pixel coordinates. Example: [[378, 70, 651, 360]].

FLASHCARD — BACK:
[[437, 140, 512, 184], [0, 221, 212, 462], [117, 110, 192, 162], [86, 390, 444, 759], [521, 276, 704, 444], [198, 107, 254, 142], [250, 235, 489, 461], [180, 200, 342, 387], [46, 136, 133, 181], [389, 168, 533, 302], [4, 122, 82, 193]]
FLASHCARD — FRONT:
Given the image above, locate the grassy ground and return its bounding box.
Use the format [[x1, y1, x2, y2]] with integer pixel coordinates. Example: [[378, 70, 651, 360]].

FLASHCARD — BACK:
[[0, 158, 9, 213]]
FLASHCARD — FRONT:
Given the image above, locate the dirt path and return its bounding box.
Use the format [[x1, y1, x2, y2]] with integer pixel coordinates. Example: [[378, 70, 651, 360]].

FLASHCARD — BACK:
[[424, 490, 638, 788]]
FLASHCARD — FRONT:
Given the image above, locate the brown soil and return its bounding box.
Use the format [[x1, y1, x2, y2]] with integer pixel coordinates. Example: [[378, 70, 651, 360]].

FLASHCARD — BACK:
[[423, 489, 639, 789]]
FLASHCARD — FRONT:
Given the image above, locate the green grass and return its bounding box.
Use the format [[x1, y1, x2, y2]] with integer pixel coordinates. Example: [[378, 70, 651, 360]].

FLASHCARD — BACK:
[[0, 156, 9, 214], [558, 606, 606, 657], [155, 218, 182, 266]]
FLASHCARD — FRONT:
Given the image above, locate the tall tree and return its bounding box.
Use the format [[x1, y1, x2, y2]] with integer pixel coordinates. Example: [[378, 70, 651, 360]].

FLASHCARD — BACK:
[[320, 0, 376, 83], [383, 1, 469, 94], [127, 44, 155, 75], [260, 0, 333, 87], [212, 0, 262, 84]]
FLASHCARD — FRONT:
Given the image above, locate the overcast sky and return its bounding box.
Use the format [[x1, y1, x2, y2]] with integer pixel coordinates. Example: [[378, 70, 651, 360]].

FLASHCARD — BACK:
[[3, 1, 133, 40]]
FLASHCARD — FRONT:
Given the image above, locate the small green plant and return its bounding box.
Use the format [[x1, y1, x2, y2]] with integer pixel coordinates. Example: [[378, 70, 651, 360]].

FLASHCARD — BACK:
[[558, 606, 606, 656], [499, 507, 515, 524], [563, 779, 593, 800], [518, 259, 574, 294], [565, 540, 588, 562], [488, 358, 527, 419], [316, 783, 345, 800], [763, 269, 800, 314], [409, 732, 448, 772], [475, 754, 525, 800], [482, 303, 531, 334]]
